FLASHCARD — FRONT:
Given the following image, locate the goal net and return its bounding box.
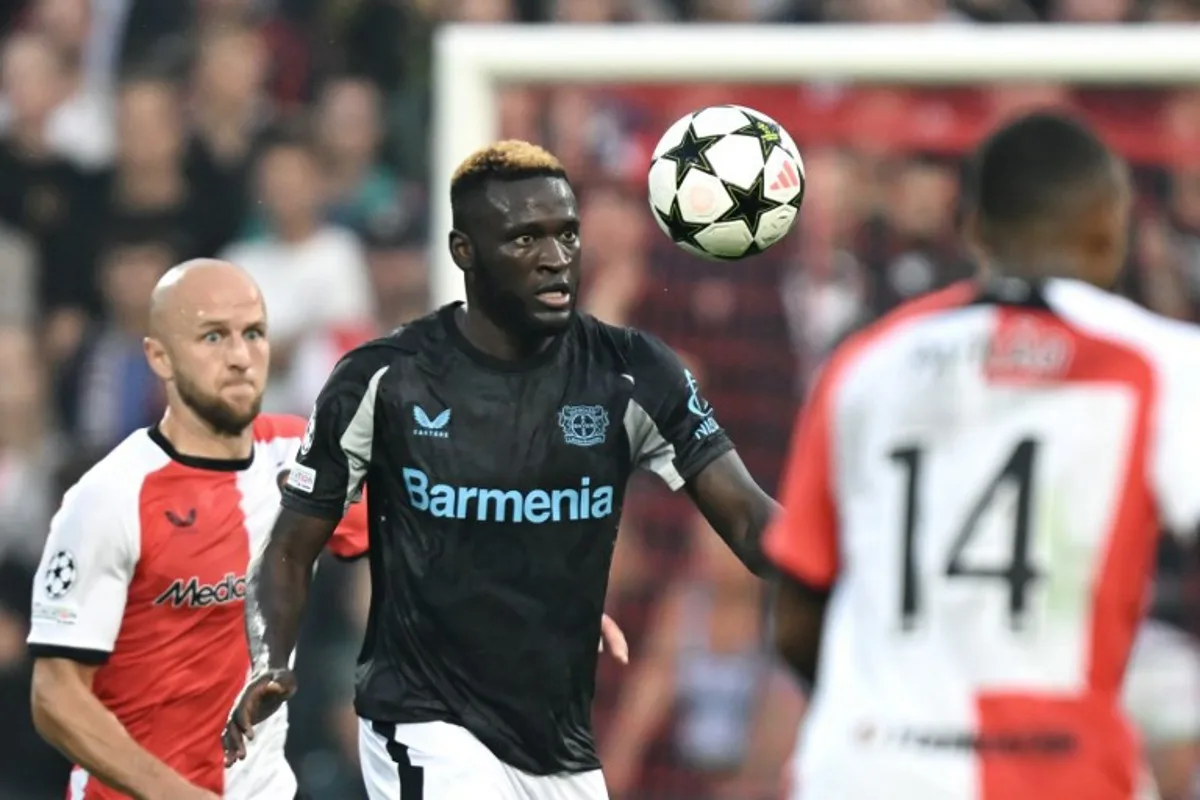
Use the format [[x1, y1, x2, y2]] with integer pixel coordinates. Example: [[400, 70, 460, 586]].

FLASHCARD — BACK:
[[429, 24, 1200, 799]]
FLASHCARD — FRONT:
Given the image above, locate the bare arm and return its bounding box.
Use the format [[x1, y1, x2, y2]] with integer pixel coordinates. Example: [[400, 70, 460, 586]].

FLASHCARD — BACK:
[[227, 507, 341, 763], [247, 507, 339, 673], [685, 451, 779, 577], [32, 658, 214, 800], [771, 576, 828, 687]]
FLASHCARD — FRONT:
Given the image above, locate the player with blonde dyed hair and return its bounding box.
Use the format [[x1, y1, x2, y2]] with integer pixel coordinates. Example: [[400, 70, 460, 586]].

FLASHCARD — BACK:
[[225, 140, 778, 799]]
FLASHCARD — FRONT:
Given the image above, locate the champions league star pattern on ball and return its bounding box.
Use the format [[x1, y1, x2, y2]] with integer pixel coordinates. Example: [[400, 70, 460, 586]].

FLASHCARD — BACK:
[[647, 104, 805, 260]]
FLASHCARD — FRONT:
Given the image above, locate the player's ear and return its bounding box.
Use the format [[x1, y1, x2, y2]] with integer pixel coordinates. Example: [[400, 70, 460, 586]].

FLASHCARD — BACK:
[[449, 229, 473, 272], [143, 336, 173, 381]]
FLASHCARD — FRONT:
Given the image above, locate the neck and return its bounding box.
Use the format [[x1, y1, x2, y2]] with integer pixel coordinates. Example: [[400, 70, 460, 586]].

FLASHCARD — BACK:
[[158, 404, 253, 461], [981, 233, 1082, 283], [457, 303, 555, 362]]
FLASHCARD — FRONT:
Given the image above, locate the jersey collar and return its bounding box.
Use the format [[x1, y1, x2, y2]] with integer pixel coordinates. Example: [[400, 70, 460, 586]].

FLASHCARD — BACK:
[[439, 302, 570, 373], [148, 426, 255, 472]]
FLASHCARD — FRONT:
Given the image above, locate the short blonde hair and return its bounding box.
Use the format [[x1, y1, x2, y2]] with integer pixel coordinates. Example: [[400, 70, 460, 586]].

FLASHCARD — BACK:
[[449, 141, 569, 228], [451, 140, 565, 187]]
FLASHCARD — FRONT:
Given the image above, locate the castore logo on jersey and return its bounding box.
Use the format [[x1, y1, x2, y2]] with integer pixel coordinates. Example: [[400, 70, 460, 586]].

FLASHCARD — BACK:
[[402, 467, 614, 523], [154, 573, 246, 608], [413, 405, 451, 438]]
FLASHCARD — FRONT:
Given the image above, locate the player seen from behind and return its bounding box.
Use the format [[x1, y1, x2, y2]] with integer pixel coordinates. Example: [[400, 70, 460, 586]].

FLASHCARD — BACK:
[[27, 260, 368, 800], [768, 111, 1200, 800], [224, 140, 779, 799]]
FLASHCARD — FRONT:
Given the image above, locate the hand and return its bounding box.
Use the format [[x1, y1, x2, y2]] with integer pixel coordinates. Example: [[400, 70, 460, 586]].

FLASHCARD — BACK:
[[598, 613, 628, 665], [222, 669, 297, 766]]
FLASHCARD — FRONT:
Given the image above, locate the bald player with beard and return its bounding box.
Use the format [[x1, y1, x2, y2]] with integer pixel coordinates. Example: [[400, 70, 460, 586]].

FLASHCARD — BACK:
[[27, 260, 368, 800]]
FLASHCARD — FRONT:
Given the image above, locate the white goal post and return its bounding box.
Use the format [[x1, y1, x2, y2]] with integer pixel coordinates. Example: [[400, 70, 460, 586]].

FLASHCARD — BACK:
[[430, 24, 1200, 308]]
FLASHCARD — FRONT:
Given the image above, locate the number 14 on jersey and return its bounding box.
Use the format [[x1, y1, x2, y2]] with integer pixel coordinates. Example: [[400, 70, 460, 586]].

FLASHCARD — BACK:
[[891, 438, 1044, 633]]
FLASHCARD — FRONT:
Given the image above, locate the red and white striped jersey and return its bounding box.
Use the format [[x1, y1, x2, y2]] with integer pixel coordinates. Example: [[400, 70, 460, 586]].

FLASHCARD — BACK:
[[765, 278, 1200, 800], [27, 414, 368, 800]]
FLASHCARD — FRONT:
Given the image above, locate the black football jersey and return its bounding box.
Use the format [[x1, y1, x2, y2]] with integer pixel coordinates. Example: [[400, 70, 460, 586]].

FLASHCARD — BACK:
[[281, 303, 733, 774]]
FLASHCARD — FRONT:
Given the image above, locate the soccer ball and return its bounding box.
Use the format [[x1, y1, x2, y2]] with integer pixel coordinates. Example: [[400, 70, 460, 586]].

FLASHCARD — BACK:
[[647, 105, 805, 260]]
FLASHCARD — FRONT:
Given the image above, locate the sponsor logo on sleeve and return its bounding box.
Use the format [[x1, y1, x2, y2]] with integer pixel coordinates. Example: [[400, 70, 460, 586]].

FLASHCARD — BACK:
[[683, 370, 721, 440], [286, 464, 317, 494], [299, 409, 317, 456], [31, 602, 77, 626], [43, 550, 76, 599]]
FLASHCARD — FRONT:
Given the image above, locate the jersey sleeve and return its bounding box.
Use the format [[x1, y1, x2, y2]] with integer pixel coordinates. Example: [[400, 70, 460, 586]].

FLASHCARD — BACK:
[[27, 481, 138, 664], [281, 343, 393, 521], [263, 413, 370, 558], [762, 361, 841, 591], [623, 332, 734, 490], [1150, 345, 1200, 544]]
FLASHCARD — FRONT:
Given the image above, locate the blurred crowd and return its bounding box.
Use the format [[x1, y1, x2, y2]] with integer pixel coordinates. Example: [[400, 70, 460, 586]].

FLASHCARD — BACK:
[[0, 0, 1198, 798]]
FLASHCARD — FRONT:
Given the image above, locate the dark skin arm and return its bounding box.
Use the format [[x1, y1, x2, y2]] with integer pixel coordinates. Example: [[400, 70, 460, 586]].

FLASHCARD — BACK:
[[223, 507, 337, 764], [685, 450, 779, 577], [771, 575, 829, 688]]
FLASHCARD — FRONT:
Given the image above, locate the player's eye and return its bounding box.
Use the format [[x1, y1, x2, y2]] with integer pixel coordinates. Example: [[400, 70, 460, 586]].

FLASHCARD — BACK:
[[202, 331, 222, 343], [560, 230, 579, 244], [514, 234, 535, 247], [245, 328, 265, 341]]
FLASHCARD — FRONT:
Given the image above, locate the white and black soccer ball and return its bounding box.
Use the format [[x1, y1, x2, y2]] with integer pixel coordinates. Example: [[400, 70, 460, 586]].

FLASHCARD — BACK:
[[648, 105, 805, 260], [44, 550, 76, 599]]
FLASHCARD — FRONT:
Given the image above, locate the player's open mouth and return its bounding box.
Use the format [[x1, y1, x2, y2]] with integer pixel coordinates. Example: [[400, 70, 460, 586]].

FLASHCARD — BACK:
[[535, 289, 572, 310]]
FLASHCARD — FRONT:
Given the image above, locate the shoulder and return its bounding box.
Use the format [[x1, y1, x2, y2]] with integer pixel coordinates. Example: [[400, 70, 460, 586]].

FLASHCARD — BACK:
[[251, 414, 310, 469], [818, 281, 978, 393], [573, 314, 676, 367], [253, 413, 306, 441], [1046, 279, 1200, 370], [314, 315, 446, 399], [57, 432, 168, 532], [327, 328, 417, 385]]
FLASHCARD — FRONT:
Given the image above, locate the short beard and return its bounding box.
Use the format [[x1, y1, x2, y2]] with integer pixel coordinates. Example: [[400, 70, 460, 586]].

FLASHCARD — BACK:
[[469, 261, 573, 337], [175, 371, 260, 437]]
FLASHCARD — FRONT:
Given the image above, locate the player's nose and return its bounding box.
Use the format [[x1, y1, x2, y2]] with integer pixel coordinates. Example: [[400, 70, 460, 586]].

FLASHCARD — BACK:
[[224, 335, 254, 368], [537, 238, 573, 271]]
